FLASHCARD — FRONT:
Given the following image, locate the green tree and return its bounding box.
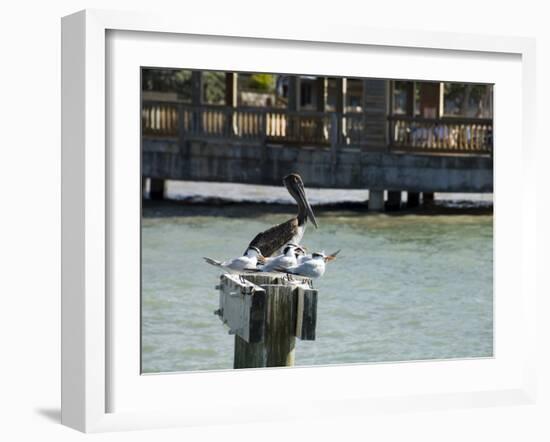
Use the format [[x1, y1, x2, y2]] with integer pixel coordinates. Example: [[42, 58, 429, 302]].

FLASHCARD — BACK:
[[141, 68, 192, 101], [248, 74, 275, 92], [203, 71, 225, 104]]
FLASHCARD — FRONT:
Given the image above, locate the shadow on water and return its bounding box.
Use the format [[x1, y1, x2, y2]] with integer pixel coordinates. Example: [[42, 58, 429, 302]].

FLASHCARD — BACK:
[[142, 199, 493, 219]]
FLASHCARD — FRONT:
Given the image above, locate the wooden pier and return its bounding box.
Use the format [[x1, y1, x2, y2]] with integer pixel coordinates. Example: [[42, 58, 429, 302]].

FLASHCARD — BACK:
[[214, 272, 318, 369], [141, 74, 493, 208]]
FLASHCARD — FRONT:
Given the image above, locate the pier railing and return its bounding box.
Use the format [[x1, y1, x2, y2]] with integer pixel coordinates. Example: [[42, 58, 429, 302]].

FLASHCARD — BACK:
[[388, 115, 493, 154], [142, 100, 493, 155], [141, 101, 335, 145]]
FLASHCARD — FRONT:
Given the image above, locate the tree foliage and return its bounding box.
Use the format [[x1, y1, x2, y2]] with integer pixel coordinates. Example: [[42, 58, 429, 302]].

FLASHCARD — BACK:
[[247, 74, 275, 92], [203, 71, 225, 104], [141, 68, 192, 100]]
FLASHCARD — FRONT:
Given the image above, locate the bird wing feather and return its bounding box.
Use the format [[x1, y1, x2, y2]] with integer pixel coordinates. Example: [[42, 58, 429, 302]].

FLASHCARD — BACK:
[[248, 218, 298, 257]]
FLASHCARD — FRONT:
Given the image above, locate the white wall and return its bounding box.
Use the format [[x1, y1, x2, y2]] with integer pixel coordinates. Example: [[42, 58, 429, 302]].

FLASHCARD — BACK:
[[0, 1, 548, 441]]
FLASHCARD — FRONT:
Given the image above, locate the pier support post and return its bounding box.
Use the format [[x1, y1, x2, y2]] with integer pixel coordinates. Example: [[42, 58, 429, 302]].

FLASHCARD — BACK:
[[315, 77, 327, 141], [287, 76, 300, 140], [361, 79, 390, 152], [234, 285, 296, 368], [386, 191, 402, 211], [191, 71, 203, 134], [149, 178, 165, 200], [369, 189, 385, 211], [225, 72, 238, 135], [407, 191, 420, 208], [423, 192, 435, 206], [217, 273, 317, 369], [287, 76, 300, 112], [335, 77, 347, 143], [142, 177, 147, 198]]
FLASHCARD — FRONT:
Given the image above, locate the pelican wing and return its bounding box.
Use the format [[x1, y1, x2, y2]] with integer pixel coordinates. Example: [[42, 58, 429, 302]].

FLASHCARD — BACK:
[[248, 218, 298, 258]]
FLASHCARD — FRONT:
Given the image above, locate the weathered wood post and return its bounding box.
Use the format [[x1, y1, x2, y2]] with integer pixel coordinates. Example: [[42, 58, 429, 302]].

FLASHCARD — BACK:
[[407, 191, 420, 208], [214, 272, 318, 369], [260, 110, 269, 183], [386, 190, 402, 211], [149, 178, 165, 200], [330, 112, 339, 186], [191, 71, 203, 134], [423, 192, 435, 206], [225, 72, 238, 136]]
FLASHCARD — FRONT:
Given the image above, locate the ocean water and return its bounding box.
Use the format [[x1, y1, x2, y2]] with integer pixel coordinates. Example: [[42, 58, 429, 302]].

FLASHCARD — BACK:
[[141, 204, 493, 373]]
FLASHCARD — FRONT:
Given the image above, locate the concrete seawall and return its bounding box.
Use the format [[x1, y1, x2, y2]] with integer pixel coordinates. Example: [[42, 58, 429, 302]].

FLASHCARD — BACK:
[[143, 138, 492, 193]]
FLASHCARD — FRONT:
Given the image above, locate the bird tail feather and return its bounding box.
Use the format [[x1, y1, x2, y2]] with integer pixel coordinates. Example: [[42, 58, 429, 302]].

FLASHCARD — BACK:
[[203, 257, 223, 267]]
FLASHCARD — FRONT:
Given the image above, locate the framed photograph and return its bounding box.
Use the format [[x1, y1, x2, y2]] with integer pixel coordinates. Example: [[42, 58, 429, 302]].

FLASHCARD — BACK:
[[61, 9, 537, 432]]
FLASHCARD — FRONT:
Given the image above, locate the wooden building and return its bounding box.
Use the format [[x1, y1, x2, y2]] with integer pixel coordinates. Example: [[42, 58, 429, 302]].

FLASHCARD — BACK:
[[141, 70, 493, 209]]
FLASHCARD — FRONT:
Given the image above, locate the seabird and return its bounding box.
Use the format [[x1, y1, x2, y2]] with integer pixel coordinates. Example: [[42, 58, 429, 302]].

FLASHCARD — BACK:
[[281, 250, 340, 279], [297, 248, 340, 265], [260, 244, 306, 272], [203, 246, 264, 273], [248, 173, 318, 257]]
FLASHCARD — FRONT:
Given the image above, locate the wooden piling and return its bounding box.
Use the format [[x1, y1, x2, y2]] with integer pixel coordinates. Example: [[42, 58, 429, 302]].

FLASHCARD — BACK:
[[216, 272, 318, 369], [407, 191, 420, 208], [149, 178, 165, 200], [369, 189, 385, 211], [295, 286, 318, 340], [386, 190, 402, 211], [423, 192, 435, 206]]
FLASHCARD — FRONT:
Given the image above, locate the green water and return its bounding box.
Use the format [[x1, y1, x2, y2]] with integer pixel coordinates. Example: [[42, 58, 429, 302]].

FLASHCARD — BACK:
[[141, 208, 493, 373]]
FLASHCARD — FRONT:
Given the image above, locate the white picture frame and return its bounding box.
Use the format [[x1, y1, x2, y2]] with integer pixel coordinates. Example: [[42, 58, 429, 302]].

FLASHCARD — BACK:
[[61, 9, 538, 433]]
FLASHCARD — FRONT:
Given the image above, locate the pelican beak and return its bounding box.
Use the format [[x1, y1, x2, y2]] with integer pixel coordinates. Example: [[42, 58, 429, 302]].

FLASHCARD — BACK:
[[295, 181, 318, 228]]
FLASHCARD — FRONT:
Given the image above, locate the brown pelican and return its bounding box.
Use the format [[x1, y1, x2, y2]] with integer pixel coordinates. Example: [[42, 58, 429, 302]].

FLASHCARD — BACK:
[[281, 250, 340, 279], [203, 246, 264, 273], [248, 173, 318, 257]]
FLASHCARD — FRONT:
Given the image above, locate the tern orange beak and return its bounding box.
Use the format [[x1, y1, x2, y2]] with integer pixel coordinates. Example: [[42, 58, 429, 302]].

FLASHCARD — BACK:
[[324, 249, 341, 263]]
